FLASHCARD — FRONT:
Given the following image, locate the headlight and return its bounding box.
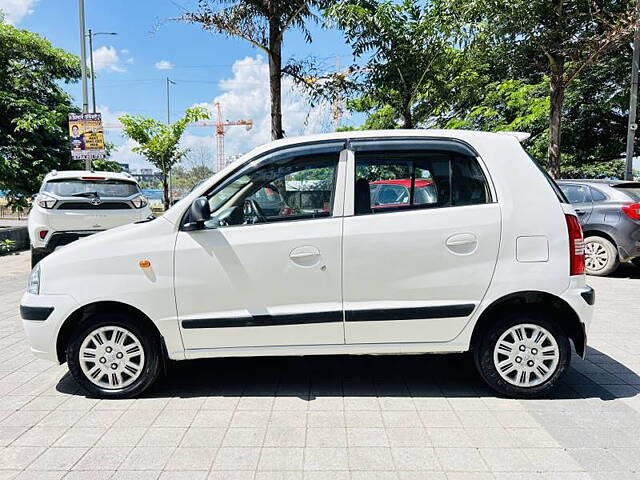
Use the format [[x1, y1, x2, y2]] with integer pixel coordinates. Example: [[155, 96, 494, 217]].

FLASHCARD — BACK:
[[28, 263, 41, 295], [131, 195, 148, 209], [36, 193, 57, 209]]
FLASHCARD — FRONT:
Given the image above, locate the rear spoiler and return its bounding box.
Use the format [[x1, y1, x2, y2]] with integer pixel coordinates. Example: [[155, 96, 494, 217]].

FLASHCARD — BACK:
[[497, 131, 531, 143]]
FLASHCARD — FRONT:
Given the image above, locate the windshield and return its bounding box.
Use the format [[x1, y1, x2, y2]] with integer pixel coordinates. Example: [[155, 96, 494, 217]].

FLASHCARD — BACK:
[[43, 179, 140, 198]]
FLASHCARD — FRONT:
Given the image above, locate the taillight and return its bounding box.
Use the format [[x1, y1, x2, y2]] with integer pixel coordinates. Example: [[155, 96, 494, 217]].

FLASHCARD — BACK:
[[621, 203, 640, 220], [566, 214, 585, 275], [38, 230, 48, 240]]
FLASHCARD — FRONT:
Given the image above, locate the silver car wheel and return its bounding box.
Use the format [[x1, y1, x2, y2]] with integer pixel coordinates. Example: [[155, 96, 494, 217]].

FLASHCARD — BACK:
[[584, 241, 609, 272], [79, 325, 145, 390], [493, 323, 560, 388]]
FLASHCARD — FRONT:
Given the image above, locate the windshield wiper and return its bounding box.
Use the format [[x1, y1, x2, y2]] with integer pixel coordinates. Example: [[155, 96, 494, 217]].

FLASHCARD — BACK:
[[71, 191, 100, 198]]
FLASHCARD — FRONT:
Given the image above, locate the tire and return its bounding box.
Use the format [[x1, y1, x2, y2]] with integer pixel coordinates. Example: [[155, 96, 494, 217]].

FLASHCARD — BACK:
[[584, 236, 619, 276], [474, 312, 571, 398], [66, 314, 162, 399], [31, 247, 47, 268], [631, 258, 640, 269]]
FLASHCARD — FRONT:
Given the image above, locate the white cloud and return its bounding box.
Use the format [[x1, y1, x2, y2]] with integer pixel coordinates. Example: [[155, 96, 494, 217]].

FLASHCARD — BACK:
[[0, 0, 37, 24], [109, 138, 151, 171], [194, 55, 331, 164], [154, 60, 174, 70], [92, 46, 127, 73]]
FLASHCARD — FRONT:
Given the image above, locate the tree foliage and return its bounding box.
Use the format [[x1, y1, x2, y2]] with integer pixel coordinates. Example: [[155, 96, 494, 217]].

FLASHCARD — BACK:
[[437, 0, 637, 177], [119, 107, 209, 209], [326, 0, 463, 128], [0, 18, 80, 205], [180, 0, 329, 139]]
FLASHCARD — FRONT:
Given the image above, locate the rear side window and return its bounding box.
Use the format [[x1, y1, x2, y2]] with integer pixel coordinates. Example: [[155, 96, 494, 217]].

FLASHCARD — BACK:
[[558, 184, 592, 204], [43, 179, 140, 197], [354, 151, 490, 215], [613, 183, 640, 201], [590, 188, 607, 202]]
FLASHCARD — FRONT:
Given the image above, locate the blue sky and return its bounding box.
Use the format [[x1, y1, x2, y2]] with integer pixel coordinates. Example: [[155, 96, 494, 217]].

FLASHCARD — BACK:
[[2, 0, 358, 170]]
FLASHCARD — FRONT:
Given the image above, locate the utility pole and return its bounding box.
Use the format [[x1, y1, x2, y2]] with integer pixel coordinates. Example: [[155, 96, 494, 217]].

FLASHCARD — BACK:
[[87, 30, 117, 113], [78, 0, 90, 169], [625, 0, 640, 180], [166, 77, 175, 124], [78, 0, 89, 114], [166, 77, 176, 207]]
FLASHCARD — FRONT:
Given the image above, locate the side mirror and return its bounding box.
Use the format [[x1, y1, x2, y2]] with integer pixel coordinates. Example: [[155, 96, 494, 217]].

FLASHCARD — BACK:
[[184, 197, 211, 230]]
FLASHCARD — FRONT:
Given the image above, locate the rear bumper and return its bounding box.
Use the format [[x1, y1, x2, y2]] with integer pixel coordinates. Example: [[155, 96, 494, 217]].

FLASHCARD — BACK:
[[33, 230, 102, 256], [561, 277, 595, 358]]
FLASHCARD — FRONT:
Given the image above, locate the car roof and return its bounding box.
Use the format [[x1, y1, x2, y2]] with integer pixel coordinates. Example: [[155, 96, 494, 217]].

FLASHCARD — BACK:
[[557, 178, 640, 186], [43, 170, 138, 183]]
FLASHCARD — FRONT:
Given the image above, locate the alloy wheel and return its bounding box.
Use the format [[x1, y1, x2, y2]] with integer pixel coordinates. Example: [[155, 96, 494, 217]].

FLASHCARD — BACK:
[[584, 241, 609, 272]]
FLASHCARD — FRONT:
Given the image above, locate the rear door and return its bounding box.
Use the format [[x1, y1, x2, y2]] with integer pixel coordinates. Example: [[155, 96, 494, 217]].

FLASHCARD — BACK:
[[342, 140, 501, 344], [558, 183, 593, 222]]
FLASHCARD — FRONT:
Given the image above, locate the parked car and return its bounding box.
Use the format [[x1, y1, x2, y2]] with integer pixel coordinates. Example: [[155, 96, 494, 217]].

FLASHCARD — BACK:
[[28, 171, 152, 267], [557, 179, 640, 276], [20, 130, 594, 399]]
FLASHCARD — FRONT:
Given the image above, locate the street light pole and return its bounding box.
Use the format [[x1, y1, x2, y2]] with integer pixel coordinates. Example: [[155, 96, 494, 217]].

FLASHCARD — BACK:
[[78, 0, 89, 116], [88, 29, 96, 113], [86, 31, 117, 114], [166, 77, 175, 124], [625, 0, 640, 180]]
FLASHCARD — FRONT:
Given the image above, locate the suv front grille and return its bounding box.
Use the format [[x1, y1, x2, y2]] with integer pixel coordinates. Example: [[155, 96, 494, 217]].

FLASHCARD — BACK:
[[57, 201, 132, 210]]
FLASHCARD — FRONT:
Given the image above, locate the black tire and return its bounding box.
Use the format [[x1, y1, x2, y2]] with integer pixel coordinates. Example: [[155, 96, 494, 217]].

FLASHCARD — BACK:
[[66, 314, 162, 399], [631, 257, 640, 269], [584, 236, 619, 276], [474, 311, 571, 398], [31, 247, 48, 268]]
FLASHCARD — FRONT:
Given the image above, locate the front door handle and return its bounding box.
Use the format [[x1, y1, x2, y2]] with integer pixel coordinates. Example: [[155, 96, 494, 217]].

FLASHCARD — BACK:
[[289, 246, 321, 267]]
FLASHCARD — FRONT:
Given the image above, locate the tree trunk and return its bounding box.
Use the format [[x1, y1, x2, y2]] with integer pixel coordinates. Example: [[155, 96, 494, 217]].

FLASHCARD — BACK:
[[162, 173, 170, 211], [548, 56, 565, 179], [268, 22, 283, 140], [402, 96, 413, 129]]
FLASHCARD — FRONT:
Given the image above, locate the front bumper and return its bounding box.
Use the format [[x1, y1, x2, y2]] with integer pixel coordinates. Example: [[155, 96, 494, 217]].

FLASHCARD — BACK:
[[20, 292, 80, 363]]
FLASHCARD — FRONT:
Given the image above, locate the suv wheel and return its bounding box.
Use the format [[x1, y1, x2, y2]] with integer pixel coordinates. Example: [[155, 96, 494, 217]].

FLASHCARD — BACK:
[[584, 236, 619, 276], [475, 313, 570, 398], [631, 258, 640, 269], [66, 315, 161, 399]]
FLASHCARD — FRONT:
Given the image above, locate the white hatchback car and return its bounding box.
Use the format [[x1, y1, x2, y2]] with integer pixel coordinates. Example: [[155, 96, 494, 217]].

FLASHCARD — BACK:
[[20, 130, 594, 399], [28, 170, 152, 267]]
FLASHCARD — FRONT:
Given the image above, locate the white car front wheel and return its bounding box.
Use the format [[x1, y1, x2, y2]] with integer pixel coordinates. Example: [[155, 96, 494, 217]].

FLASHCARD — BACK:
[[67, 315, 161, 398]]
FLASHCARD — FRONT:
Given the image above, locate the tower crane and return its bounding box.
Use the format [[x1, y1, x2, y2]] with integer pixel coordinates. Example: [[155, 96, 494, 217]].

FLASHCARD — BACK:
[[213, 102, 253, 171], [102, 101, 253, 172]]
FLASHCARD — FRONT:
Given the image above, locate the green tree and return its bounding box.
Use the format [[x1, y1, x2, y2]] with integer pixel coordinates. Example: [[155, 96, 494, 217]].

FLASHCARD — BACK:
[[180, 0, 329, 140], [446, 51, 633, 178], [327, 0, 461, 128], [119, 107, 209, 209], [0, 18, 80, 205], [439, 0, 636, 177]]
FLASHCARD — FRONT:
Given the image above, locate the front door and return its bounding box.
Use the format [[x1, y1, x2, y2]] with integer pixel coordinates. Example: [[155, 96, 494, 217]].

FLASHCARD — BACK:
[[174, 145, 346, 350], [342, 142, 502, 344]]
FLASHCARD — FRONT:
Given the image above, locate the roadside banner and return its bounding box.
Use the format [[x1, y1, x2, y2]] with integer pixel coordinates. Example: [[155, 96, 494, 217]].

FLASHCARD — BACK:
[[68, 112, 106, 160]]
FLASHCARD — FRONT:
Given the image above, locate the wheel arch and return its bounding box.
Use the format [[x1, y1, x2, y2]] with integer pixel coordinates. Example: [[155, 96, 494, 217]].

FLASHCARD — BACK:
[[56, 300, 165, 364], [471, 290, 586, 358], [583, 228, 617, 249]]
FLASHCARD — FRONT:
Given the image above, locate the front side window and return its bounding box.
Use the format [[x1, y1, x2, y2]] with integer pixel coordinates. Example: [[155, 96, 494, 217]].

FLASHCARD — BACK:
[[354, 151, 489, 215], [206, 153, 338, 227]]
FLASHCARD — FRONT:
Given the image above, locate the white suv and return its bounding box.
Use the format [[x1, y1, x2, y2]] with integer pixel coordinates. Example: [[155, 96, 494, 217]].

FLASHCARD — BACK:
[[20, 131, 594, 399], [28, 170, 152, 266]]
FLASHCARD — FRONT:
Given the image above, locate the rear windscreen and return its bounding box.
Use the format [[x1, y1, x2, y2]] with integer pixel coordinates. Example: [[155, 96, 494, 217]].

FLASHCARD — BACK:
[[43, 179, 140, 197], [614, 184, 640, 202]]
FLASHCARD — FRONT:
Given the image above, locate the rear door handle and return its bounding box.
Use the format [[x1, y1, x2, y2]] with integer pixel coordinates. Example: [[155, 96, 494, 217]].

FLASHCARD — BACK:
[[445, 233, 478, 255]]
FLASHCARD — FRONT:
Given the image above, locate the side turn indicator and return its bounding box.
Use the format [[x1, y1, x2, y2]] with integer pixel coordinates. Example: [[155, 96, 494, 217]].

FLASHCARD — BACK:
[[139, 260, 151, 269]]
